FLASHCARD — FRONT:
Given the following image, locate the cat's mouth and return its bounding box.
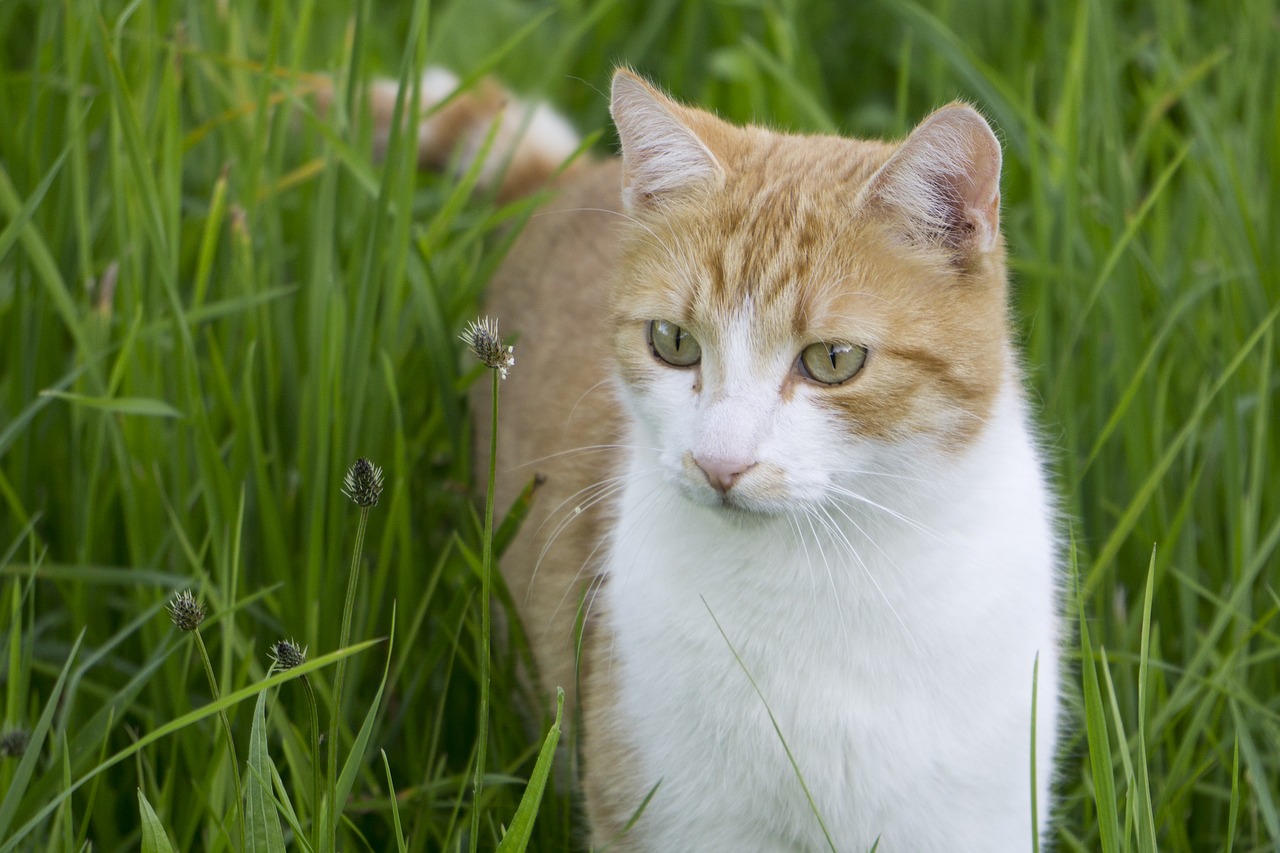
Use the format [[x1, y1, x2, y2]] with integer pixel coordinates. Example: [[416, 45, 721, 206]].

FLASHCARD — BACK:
[[675, 453, 789, 518], [680, 486, 777, 524]]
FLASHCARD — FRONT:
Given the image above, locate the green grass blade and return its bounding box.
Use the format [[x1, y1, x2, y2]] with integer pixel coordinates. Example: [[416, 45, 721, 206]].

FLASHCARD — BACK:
[[335, 608, 396, 831], [495, 687, 564, 853], [0, 630, 84, 841], [1077, 587, 1121, 853], [738, 37, 835, 132], [380, 751, 409, 853], [1098, 653, 1139, 847], [0, 638, 382, 853], [244, 689, 287, 853], [137, 789, 178, 853], [616, 780, 662, 841], [38, 391, 184, 419], [1230, 701, 1280, 844], [1085, 304, 1280, 593], [1133, 550, 1159, 853], [0, 162, 90, 358], [493, 476, 539, 560], [0, 146, 70, 267], [1030, 652, 1041, 853], [53, 733, 73, 853], [269, 761, 315, 853], [1224, 737, 1239, 852], [874, 0, 1036, 158], [1052, 145, 1192, 403], [702, 597, 836, 852]]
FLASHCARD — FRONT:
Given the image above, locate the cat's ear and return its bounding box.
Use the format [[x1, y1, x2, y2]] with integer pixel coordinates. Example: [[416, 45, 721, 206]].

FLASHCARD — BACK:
[[611, 69, 724, 212], [864, 104, 1002, 255]]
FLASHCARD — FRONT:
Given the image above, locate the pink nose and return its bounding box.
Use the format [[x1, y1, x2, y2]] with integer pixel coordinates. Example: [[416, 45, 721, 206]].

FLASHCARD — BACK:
[[695, 455, 754, 494]]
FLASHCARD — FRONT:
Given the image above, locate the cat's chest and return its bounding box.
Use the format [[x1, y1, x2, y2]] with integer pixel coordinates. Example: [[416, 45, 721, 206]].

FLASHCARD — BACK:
[[594, 419, 1057, 849], [600, 487, 952, 848]]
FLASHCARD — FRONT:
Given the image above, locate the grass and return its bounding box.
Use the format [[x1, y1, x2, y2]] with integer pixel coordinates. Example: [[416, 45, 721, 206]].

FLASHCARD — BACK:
[[0, 0, 1277, 849]]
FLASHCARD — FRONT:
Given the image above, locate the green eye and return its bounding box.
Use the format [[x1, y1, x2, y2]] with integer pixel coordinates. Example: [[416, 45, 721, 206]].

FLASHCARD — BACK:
[[649, 320, 702, 367], [800, 341, 867, 385]]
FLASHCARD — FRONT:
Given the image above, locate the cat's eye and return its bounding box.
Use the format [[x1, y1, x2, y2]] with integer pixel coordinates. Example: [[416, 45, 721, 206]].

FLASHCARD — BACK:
[[649, 320, 702, 367], [799, 342, 867, 385]]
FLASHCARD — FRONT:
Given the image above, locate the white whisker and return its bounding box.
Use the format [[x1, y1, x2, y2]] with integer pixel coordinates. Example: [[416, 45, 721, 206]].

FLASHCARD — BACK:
[[825, 466, 937, 485], [800, 508, 848, 639], [532, 468, 657, 578], [568, 377, 621, 424], [786, 514, 820, 614], [810, 503, 923, 654], [512, 442, 663, 471], [826, 484, 947, 543], [823, 499, 909, 589]]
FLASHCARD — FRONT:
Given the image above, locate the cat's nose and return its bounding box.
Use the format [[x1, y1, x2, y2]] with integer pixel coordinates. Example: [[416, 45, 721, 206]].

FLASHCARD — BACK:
[[694, 455, 754, 494]]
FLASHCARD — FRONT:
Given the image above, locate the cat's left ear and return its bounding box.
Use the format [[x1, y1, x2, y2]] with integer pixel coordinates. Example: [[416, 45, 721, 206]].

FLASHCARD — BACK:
[[864, 104, 1002, 255], [610, 69, 725, 213]]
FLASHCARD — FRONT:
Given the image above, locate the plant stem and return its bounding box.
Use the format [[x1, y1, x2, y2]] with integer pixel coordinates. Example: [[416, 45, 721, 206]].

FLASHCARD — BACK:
[[1030, 652, 1041, 853], [469, 368, 499, 852], [193, 629, 244, 850], [327, 503, 369, 850]]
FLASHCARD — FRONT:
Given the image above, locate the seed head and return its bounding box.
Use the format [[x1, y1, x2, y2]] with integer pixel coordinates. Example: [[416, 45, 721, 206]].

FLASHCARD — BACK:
[[269, 638, 308, 672], [0, 730, 28, 759], [461, 317, 515, 380], [167, 590, 206, 632], [342, 457, 384, 508]]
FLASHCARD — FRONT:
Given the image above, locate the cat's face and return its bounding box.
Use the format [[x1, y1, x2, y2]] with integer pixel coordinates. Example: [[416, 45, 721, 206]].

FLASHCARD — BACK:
[[607, 72, 1011, 516]]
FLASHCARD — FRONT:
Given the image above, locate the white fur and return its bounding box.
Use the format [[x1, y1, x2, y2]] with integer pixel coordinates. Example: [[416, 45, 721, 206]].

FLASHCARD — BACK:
[[602, 336, 1060, 851], [420, 67, 461, 103], [413, 67, 580, 185]]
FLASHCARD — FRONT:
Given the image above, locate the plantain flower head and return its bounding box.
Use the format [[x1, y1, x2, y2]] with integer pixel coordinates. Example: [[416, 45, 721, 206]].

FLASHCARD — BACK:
[[462, 317, 515, 380], [342, 457, 384, 508], [167, 590, 207, 632]]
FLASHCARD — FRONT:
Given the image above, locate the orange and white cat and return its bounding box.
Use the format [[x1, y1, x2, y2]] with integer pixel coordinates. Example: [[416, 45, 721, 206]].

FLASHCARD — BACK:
[[386, 67, 1062, 851]]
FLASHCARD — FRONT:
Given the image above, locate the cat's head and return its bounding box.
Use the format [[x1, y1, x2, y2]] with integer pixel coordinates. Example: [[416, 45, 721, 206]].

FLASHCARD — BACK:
[[607, 70, 1013, 516]]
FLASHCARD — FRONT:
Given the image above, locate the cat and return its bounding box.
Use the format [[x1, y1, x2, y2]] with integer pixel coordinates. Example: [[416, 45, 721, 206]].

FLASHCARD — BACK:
[[374, 66, 1063, 851]]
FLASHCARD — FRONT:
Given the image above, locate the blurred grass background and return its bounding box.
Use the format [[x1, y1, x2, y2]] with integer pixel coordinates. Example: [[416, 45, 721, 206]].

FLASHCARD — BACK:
[[0, 0, 1277, 850]]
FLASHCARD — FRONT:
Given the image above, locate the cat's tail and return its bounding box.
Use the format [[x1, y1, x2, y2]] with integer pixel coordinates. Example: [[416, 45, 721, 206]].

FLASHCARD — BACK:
[[312, 68, 582, 201]]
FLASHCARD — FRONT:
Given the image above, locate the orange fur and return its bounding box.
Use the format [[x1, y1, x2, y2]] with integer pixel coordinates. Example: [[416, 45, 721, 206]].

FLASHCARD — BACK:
[[319, 69, 583, 202]]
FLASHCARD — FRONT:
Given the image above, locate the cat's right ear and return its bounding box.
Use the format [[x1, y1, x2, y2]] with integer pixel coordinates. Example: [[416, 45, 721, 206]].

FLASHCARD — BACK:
[[863, 104, 1003, 256], [611, 69, 724, 213]]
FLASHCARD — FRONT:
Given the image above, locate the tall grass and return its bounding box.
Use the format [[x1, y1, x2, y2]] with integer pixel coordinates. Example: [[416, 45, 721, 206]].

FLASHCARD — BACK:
[[0, 0, 1276, 850]]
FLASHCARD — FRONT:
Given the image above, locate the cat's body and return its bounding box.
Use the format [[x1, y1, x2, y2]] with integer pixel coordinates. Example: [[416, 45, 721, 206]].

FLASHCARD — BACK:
[[407, 67, 1061, 851]]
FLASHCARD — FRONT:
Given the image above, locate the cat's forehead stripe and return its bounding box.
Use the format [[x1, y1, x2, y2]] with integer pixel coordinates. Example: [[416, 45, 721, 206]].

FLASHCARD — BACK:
[[709, 194, 818, 306], [693, 135, 893, 325]]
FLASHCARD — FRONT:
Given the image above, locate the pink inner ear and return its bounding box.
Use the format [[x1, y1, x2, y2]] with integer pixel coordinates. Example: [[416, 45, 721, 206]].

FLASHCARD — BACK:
[[867, 104, 1003, 254], [610, 71, 723, 212]]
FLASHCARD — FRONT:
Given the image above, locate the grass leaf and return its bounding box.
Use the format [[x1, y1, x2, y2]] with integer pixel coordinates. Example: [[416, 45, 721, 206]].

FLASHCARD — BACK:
[[244, 689, 287, 853], [381, 751, 409, 853], [0, 630, 84, 841], [1133, 550, 1160, 852], [0, 639, 382, 853], [335, 609, 396, 831], [38, 391, 184, 419], [701, 597, 837, 852], [137, 790, 177, 853], [495, 687, 564, 853], [1077, 584, 1121, 853]]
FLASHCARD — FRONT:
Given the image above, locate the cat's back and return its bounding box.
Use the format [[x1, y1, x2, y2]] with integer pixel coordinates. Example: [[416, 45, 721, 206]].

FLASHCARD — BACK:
[[476, 158, 625, 711]]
